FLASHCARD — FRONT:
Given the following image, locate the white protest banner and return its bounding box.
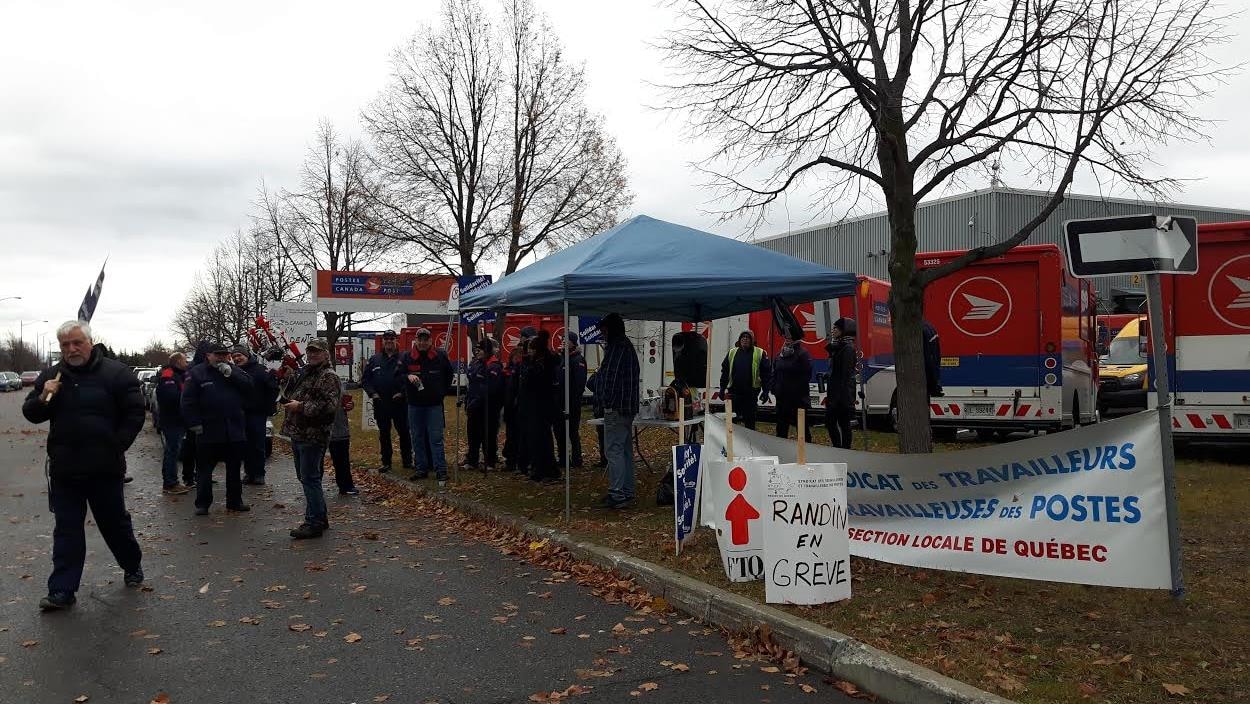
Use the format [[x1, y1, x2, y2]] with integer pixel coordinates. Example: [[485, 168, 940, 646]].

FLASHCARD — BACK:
[[702, 457, 777, 582], [704, 412, 1172, 589], [265, 301, 318, 346], [362, 392, 378, 431], [764, 463, 851, 605]]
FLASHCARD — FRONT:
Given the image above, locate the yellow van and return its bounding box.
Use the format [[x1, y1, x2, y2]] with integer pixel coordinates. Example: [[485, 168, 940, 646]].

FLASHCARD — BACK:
[[1097, 317, 1148, 417]]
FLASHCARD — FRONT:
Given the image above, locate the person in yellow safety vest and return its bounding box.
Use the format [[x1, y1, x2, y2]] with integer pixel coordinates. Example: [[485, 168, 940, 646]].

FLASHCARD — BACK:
[[718, 330, 772, 430]]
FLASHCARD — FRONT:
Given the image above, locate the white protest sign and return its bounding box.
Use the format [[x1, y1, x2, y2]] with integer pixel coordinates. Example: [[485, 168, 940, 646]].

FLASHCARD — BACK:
[[362, 392, 378, 431], [265, 301, 318, 346], [704, 412, 1172, 590], [702, 457, 777, 582], [764, 463, 851, 605]]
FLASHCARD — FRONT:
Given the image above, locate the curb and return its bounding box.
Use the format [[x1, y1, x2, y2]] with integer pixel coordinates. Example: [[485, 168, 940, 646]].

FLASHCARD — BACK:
[[378, 472, 1016, 704]]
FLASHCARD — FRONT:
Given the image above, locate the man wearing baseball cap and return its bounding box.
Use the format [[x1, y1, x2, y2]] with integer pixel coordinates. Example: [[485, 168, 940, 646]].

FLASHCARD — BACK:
[[181, 340, 254, 515], [399, 327, 453, 486], [362, 330, 412, 473], [280, 338, 342, 538]]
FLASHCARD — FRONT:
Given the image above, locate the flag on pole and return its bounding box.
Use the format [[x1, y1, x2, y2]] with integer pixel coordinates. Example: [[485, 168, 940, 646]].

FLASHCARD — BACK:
[[77, 260, 106, 322]]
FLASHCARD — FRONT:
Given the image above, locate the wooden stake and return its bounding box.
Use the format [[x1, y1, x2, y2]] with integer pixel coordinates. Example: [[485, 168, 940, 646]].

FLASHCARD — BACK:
[[797, 408, 807, 465], [677, 395, 685, 443], [725, 397, 734, 462], [41, 372, 61, 403]]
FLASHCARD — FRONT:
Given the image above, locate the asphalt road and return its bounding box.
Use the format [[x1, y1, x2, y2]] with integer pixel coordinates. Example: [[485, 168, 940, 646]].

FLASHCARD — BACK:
[[0, 391, 858, 704]]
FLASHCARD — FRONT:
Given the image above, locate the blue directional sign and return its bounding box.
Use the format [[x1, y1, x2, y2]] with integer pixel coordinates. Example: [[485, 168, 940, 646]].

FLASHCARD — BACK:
[[456, 275, 495, 324]]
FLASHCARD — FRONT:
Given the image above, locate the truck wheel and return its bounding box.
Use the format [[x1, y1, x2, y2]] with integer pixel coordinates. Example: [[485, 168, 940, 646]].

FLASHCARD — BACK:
[[933, 427, 958, 442]]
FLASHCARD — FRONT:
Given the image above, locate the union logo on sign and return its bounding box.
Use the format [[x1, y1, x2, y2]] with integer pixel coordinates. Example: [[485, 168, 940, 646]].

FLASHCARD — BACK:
[[1208, 255, 1250, 330], [948, 276, 1012, 337]]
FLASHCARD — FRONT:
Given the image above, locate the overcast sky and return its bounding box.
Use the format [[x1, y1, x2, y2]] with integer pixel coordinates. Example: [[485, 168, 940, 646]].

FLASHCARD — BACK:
[[2, 0, 1247, 352]]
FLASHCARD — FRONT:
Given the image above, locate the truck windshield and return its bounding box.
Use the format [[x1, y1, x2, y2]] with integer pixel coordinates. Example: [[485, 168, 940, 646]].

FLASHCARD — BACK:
[[1106, 336, 1146, 365]]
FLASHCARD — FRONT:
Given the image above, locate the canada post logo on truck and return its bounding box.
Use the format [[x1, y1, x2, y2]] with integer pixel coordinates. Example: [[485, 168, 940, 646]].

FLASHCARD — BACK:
[[1208, 254, 1250, 330], [949, 277, 1011, 337]]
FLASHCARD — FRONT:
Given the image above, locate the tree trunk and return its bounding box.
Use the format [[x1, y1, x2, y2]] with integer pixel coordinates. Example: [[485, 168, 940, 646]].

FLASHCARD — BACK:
[[877, 111, 932, 454]]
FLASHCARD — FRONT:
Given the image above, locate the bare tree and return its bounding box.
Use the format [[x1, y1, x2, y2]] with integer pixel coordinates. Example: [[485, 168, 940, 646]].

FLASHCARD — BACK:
[[365, 0, 509, 277], [1, 335, 39, 371], [664, 0, 1229, 451], [500, 0, 632, 273], [273, 121, 396, 346]]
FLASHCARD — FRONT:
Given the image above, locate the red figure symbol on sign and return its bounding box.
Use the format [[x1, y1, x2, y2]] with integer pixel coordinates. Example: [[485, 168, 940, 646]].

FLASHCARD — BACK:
[[724, 466, 760, 546]]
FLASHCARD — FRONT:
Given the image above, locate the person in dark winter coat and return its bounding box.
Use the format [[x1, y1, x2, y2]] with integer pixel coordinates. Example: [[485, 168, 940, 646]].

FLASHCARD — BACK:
[[155, 352, 192, 494], [464, 337, 504, 470], [824, 318, 858, 449], [520, 330, 560, 482], [398, 328, 454, 483], [502, 345, 526, 473], [181, 341, 254, 515], [719, 330, 772, 429], [771, 332, 813, 441], [232, 345, 279, 485], [922, 320, 943, 399], [362, 330, 412, 473], [555, 332, 589, 469], [179, 341, 213, 487], [23, 320, 146, 611]]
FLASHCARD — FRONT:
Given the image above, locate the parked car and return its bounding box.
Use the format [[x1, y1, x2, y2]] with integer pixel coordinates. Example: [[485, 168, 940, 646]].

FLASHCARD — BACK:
[[20, 371, 39, 387], [136, 369, 158, 408], [0, 372, 21, 391]]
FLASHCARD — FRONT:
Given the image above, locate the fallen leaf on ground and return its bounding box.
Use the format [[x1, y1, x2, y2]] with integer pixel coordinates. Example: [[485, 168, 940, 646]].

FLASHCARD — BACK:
[[833, 680, 860, 696], [207, 621, 226, 628], [345, 633, 363, 643], [147, 648, 162, 655], [74, 697, 89, 703], [760, 666, 781, 674], [1163, 683, 1192, 697], [549, 627, 567, 635], [289, 624, 312, 633], [612, 623, 625, 633], [996, 675, 1024, 693], [437, 597, 456, 606], [149, 695, 170, 704], [671, 663, 689, 672], [20, 641, 37, 648], [639, 683, 659, 692], [198, 584, 209, 594], [239, 617, 261, 625], [373, 697, 389, 703], [800, 684, 817, 694]]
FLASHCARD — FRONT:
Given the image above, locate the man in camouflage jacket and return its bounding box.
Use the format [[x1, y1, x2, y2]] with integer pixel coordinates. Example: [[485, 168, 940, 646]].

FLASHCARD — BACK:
[[280, 338, 342, 539]]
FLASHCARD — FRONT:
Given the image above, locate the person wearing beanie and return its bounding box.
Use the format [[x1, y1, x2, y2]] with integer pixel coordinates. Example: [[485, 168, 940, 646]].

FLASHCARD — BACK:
[[824, 318, 858, 448], [555, 331, 588, 469], [718, 329, 772, 430], [464, 337, 504, 471]]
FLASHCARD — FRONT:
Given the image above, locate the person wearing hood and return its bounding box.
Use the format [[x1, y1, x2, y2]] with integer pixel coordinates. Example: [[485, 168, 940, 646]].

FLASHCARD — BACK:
[[155, 352, 192, 495], [718, 330, 772, 430], [23, 320, 146, 611], [555, 331, 589, 469], [182, 340, 255, 515], [771, 331, 813, 442], [232, 345, 279, 485], [824, 318, 858, 449], [464, 337, 504, 471], [179, 340, 213, 488]]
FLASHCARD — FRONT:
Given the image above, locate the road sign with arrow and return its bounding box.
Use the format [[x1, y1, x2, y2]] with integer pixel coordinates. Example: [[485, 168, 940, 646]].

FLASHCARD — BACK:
[[1063, 214, 1197, 277]]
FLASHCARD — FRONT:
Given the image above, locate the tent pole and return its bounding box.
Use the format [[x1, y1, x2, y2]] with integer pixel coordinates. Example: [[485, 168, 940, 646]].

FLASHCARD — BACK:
[[563, 299, 572, 523], [704, 320, 713, 447], [454, 318, 462, 483]]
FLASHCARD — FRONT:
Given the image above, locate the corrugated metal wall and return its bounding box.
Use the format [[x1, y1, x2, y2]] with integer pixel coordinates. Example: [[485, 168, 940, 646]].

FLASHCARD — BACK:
[[757, 188, 1250, 309]]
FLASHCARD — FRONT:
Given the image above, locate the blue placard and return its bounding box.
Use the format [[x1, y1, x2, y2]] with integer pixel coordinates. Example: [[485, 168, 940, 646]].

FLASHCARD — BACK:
[[672, 444, 702, 555], [457, 275, 495, 324], [578, 316, 604, 345]]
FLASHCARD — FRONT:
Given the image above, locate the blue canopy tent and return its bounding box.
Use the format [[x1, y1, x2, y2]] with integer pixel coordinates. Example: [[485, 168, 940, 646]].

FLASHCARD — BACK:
[[460, 215, 858, 321], [458, 215, 858, 519]]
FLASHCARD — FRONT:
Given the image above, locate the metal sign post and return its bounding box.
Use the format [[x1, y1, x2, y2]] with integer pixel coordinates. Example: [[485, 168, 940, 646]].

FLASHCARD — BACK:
[[1145, 274, 1184, 598], [1063, 214, 1193, 599]]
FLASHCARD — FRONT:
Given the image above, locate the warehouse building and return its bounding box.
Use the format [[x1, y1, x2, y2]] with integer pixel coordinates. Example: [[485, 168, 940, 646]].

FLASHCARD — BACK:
[[755, 187, 1250, 311]]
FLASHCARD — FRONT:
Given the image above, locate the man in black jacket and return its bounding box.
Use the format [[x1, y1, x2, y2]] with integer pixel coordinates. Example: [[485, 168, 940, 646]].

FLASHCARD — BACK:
[[555, 332, 589, 469], [232, 345, 279, 485], [399, 328, 453, 484], [464, 337, 504, 471], [362, 330, 412, 473], [824, 319, 858, 449], [182, 341, 254, 515], [23, 320, 146, 611], [155, 352, 192, 495]]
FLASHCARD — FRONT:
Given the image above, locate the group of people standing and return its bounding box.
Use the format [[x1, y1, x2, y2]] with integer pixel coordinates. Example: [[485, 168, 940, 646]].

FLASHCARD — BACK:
[[718, 318, 861, 448]]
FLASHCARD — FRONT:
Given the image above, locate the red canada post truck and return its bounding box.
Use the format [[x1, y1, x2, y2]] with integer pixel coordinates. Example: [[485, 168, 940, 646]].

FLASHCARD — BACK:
[[1151, 221, 1250, 438], [919, 244, 1099, 436]]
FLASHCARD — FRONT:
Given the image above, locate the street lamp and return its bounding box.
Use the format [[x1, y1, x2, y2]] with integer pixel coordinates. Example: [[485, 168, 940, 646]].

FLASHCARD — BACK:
[[19, 320, 48, 370]]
